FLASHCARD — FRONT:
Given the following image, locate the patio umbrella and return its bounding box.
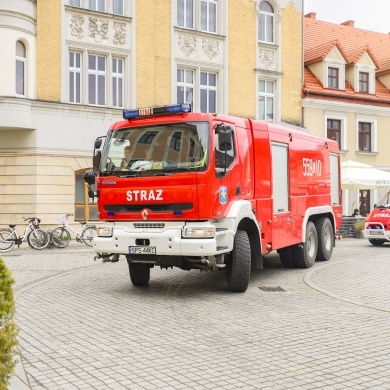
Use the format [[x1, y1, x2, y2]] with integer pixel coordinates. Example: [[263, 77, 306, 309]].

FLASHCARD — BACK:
[[341, 160, 390, 190]]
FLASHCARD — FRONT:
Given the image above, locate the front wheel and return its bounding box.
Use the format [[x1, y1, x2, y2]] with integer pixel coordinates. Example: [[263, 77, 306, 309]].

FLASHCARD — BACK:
[[127, 260, 151, 286], [27, 229, 50, 250], [51, 227, 71, 248], [0, 229, 16, 252], [225, 230, 251, 292], [81, 226, 97, 247]]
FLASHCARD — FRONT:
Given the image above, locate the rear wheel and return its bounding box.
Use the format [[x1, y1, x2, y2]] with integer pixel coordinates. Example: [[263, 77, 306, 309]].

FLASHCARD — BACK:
[[51, 227, 71, 248], [315, 217, 334, 261], [0, 229, 16, 252], [81, 226, 97, 247], [225, 230, 251, 292], [292, 221, 317, 268], [27, 229, 50, 250], [369, 239, 385, 246], [127, 260, 150, 286]]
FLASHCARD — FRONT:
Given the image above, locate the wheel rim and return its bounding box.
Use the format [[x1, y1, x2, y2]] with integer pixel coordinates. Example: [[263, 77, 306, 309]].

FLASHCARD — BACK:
[[323, 225, 332, 250], [307, 231, 316, 258]]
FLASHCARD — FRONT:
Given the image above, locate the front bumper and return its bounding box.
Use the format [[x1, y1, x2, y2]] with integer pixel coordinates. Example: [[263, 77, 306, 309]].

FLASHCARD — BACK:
[[363, 227, 390, 241], [93, 221, 233, 257]]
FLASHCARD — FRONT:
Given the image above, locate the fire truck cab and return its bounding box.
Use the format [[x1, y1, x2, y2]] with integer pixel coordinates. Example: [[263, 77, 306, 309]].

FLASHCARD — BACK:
[[85, 104, 342, 292]]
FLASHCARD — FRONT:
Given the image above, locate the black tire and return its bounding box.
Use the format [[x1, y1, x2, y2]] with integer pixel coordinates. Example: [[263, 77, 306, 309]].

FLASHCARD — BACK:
[[0, 229, 16, 252], [369, 239, 385, 246], [81, 226, 97, 247], [51, 227, 71, 248], [128, 261, 150, 286], [315, 217, 334, 261], [225, 230, 251, 292], [292, 221, 318, 268], [278, 246, 295, 268], [27, 229, 50, 250]]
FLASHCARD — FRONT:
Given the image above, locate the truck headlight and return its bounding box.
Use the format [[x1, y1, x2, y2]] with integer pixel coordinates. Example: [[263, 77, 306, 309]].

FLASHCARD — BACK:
[[182, 226, 216, 238], [97, 227, 112, 237]]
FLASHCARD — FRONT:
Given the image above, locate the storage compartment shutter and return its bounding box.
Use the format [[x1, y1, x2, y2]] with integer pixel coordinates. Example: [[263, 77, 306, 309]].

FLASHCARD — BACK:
[[330, 153, 340, 205], [271, 142, 289, 212]]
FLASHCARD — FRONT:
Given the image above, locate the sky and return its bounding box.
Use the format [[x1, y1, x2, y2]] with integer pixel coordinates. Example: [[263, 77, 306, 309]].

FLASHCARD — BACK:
[[303, 0, 390, 34]]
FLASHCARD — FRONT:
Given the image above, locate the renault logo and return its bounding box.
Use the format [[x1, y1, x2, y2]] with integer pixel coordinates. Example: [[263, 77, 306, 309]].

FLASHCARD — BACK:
[[141, 209, 149, 220]]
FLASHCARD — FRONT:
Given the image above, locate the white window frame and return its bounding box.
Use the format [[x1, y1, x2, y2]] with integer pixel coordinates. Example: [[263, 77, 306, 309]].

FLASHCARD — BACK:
[[16, 41, 26, 97], [325, 61, 344, 90], [356, 65, 375, 94], [177, 0, 194, 29], [356, 115, 377, 153], [112, 57, 124, 108], [200, 0, 217, 33], [88, 54, 106, 106], [177, 68, 194, 106], [89, 0, 105, 12], [69, 0, 81, 6], [324, 112, 347, 151], [69, 51, 82, 104], [200, 71, 217, 113], [258, 1, 275, 44], [113, 0, 124, 15], [257, 78, 276, 120]]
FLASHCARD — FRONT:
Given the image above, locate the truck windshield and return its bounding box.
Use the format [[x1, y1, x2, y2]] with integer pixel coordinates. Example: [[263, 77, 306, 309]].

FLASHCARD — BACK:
[[374, 192, 390, 209], [100, 121, 209, 175]]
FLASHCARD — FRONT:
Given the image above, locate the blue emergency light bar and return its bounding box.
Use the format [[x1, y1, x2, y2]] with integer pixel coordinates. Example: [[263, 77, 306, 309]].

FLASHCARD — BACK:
[[123, 103, 191, 120]]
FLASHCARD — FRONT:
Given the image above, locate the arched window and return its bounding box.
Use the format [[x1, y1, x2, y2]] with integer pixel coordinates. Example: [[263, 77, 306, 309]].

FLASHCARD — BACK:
[[75, 170, 98, 221], [16, 41, 26, 96], [258, 1, 274, 44]]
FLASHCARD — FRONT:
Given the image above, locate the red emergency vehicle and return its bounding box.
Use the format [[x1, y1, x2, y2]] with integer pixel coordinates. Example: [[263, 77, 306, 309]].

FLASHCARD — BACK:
[[364, 191, 390, 245], [84, 103, 342, 292]]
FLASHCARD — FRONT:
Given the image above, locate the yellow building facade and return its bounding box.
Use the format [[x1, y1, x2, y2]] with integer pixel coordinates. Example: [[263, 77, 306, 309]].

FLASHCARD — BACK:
[[0, 0, 303, 226]]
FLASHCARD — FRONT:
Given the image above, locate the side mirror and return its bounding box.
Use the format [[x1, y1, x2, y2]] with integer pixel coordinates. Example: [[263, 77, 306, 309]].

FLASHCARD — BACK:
[[218, 125, 233, 151], [93, 150, 101, 173], [84, 169, 96, 185], [94, 138, 103, 149]]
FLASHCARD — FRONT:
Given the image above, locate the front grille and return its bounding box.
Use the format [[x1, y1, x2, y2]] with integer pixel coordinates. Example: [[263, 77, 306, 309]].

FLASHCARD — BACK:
[[104, 203, 193, 213], [134, 223, 165, 229]]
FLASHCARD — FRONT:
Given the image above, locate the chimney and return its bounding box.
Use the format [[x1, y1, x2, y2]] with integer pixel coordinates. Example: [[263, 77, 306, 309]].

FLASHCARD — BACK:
[[305, 12, 317, 19], [341, 20, 355, 27]]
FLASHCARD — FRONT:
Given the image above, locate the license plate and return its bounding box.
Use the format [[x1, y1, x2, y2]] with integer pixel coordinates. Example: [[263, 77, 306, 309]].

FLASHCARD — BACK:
[[129, 246, 156, 254], [370, 231, 382, 235]]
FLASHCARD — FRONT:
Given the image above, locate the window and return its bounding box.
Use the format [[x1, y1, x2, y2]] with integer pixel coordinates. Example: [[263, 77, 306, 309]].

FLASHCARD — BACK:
[[200, 72, 216, 113], [88, 55, 106, 106], [69, 0, 81, 6], [75, 170, 97, 221], [113, 0, 124, 15], [327, 119, 341, 147], [178, 0, 194, 28], [170, 132, 182, 151], [358, 122, 371, 152], [201, 0, 217, 33], [69, 52, 81, 103], [359, 72, 369, 93], [258, 1, 274, 43], [177, 69, 194, 106], [89, 0, 105, 12], [139, 131, 158, 144], [258, 79, 274, 120], [16, 41, 26, 96], [112, 58, 123, 108], [328, 67, 339, 89]]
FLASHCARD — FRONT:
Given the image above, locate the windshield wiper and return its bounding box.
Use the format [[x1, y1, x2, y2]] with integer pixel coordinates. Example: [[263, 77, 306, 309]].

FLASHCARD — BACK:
[[162, 167, 191, 173]]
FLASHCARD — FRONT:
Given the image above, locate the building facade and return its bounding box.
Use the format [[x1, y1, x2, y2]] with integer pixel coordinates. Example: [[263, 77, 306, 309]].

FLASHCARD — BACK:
[[302, 13, 390, 216], [0, 0, 303, 226]]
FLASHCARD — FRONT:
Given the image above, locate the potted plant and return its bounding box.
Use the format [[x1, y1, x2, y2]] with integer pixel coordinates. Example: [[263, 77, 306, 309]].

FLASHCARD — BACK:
[[354, 219, 365, 238]]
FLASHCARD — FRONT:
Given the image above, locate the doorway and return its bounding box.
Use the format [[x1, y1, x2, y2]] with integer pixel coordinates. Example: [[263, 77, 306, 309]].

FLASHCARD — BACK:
[[359, 190, 370, 216]]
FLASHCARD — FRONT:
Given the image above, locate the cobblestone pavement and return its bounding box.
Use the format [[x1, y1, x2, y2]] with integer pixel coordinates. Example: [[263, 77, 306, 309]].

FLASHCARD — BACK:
[[3, 238, 390, 390]]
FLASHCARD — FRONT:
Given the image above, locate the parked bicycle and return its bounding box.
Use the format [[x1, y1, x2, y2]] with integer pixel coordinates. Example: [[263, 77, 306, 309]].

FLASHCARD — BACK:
[[50, 214, 97, 248], [0, 217, 50, 252]]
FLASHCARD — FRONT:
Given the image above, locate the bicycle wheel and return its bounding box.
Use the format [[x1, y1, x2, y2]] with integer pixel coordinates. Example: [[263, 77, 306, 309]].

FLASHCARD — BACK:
[[51, 227, 71, 248], [81, 226, 97, 247], [0, 229, 16, 252], [27, 229, 50, 250]]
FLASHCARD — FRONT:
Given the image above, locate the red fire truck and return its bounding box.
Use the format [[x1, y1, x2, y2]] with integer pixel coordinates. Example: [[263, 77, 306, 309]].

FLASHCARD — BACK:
[[364, 191, 390, 245], [84, 103, 342, 292]]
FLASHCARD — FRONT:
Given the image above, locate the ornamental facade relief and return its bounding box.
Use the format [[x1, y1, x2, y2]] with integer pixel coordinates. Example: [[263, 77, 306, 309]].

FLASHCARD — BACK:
[[178, 34, 197, 58], [113, 22, 126, 45], [89, 17, 108, 43], [70, 14, 84, 39], [201, 39, 219, 61], [258, 48, 276, 70]]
